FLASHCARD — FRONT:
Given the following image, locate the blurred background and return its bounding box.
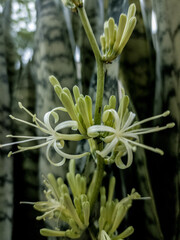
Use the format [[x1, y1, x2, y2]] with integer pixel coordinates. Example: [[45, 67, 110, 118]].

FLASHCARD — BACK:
[[0, 0, 179, 240]]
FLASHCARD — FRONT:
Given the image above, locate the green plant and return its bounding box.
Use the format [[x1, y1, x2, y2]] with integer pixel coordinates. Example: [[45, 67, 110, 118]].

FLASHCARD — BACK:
[[0, 1, 175, 239]]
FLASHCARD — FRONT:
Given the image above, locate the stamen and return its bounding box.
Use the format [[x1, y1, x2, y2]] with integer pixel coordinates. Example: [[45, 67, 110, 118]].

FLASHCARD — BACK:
[[128, 123, 175, 135], [124, 138, 164, 155], [6, 135, 48, 140], [125, 111, 171, 131], [33, 117, 50, 134], [0, 137, 47, 148], [18, 102, 48, 128], [20, 201, 36, 205], [18, 102, 35, 118], [18, 141, 51, 150], [7, 148, 29, 157], [135, 197, 151, 200], [9, 115, 39, 129]]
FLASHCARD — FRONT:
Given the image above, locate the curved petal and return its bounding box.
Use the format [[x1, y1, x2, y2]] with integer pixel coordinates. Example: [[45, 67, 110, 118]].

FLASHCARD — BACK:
[[103, 109, 120, 129], [97, 137, 118, 158], [44, 111, 54, 133], [121, 112, 136, 130], [87, 125, 116, 138], [53, 141, 89, 160], [46, 141, 66, 167], [55, 120, 78, 132], [116, 138, 133, 169], [103, 134, 115, 143]]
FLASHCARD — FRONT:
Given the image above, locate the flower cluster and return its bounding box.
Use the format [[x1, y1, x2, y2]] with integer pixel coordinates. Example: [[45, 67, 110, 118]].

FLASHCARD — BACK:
[[0, 102, 88, 166], [98, 177, 140, 240], [100, 4, 136, 63], [88, 89, 175, 169], [34, 159, 90, 238]]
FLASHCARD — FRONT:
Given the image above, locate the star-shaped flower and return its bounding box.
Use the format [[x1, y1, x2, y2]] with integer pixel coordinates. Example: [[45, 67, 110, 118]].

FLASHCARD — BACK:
[[88, 94, 175, 169], [0, 102, 88, 166]]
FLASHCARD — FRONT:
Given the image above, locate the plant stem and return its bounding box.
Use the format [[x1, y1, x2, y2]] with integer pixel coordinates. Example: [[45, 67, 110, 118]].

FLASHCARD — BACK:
[[78, 6, 105, 208], [94, 60, 105, 125], [78, 7, 101, 61], [89, 141, 104, 209], [78, 6, 105, 125]]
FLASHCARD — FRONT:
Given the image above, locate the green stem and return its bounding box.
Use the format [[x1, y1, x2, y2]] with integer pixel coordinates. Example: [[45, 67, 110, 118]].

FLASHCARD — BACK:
[[78, 7, 101, 61], [94, 60, 105, 125], [78, 5, 105, 209], [78, 6, 105, 125], [88, 141, 104, 209]]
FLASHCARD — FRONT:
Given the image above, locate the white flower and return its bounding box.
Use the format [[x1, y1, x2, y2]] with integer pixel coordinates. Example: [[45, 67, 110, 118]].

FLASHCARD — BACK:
[[88, 106, 175, 169], [0, 102, 88, 166]]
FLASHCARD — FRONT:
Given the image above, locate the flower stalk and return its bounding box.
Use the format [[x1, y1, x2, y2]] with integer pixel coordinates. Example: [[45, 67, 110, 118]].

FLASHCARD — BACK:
[[77, 5, 105, 208]]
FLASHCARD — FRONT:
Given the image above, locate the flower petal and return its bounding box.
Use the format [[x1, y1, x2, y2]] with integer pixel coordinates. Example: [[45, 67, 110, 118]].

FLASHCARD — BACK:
[[97, 137, 118, 158], [55, 120, 78, 131], [88, 125, 116, 138], [121, 112, 136, 130], [44, 111, 54, 133], [103, 109, 120, 129], [115, 138, 133, 169], [46, 141, 66, 167], [53, 141, 89, 160]]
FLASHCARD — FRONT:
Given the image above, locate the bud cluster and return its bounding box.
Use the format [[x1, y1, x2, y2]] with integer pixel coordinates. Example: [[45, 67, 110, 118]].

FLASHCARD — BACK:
[[34, 159, 90, 238], [98, 177, 140, 240], [100, 4, 136, 63], [49, 75, 93, 135]]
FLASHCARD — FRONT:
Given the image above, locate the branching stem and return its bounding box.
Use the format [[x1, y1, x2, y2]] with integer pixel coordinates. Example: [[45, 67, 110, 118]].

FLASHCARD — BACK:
[[78, 6, 105, 209]]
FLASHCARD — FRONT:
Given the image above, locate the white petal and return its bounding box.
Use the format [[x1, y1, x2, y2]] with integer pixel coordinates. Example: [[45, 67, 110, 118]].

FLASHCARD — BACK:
[[103, 109, 120, 129], [55, 120, 78, 132], [46, 141, 66, 167], [121, 112, 136, 130], [97, 137, 118, 158], [43, 111, 54, 133], [116, 138, 133, 169], [88, 125, 115, 137], [53, 141, 89, 160]]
